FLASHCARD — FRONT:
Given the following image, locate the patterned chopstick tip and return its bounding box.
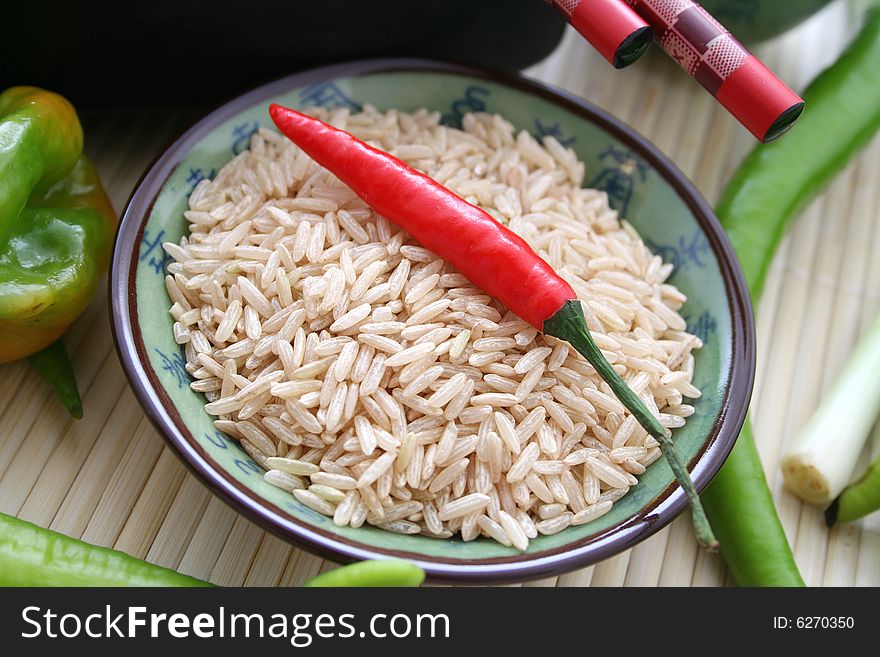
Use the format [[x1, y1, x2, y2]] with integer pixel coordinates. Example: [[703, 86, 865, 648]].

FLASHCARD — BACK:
[[626, 0, 804, 142]]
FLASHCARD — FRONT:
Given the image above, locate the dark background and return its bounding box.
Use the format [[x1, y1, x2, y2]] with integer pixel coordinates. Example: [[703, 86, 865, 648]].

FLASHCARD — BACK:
[[2, 1, 566, 109]]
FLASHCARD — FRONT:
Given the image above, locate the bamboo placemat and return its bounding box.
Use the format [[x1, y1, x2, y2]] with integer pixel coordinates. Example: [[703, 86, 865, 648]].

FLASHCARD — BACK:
[[2, 0, 878, 586]]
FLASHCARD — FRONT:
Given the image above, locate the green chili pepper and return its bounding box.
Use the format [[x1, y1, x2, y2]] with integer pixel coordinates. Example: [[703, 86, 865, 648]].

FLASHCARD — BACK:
[[716, 5, 880, 302], [302, 559, 426, 587], [702, 5, 880, 586], [826, 456, 880, 525], [703, 422, 804, 586], [0, 512, 425, 587], [0, 512, 212, 587], [0, 86, 116, 416]]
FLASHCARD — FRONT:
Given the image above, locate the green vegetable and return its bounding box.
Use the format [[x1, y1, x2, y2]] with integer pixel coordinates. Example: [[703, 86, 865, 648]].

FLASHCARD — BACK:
[[782, 308, 880, 504], [716, 6, 880, 303], [827, 454, 880, 525], [26, 338, 83, 418], [0, 86, 116, 416], [0, 512, 212, 587], [303, 559, 426, 587], [0, 512, 426, 587], [702, 4, 880, 587], [703, 423, 804, 586]]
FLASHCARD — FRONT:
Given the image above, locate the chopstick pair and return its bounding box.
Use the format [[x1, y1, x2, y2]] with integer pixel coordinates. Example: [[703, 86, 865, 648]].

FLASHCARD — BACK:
[[545, 0, 805, 142]]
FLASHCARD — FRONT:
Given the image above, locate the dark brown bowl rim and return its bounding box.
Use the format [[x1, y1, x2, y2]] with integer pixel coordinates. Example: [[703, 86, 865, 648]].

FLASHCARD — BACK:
[[109, 58, 755, 584]]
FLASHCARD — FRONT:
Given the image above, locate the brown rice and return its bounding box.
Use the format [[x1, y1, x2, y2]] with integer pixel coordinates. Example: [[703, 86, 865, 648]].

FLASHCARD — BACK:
[[164, 105, 701, 551]]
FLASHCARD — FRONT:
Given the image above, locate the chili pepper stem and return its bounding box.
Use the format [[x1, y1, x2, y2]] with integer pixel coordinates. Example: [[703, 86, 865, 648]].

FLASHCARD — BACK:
[[544, 300, 718, 551], [652, 428, 719, 551], [26, 338, 83, 419]]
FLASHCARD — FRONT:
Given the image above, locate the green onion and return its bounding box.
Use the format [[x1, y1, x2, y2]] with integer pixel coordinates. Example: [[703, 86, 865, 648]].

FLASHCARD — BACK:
[[781, 308, 880, 504]]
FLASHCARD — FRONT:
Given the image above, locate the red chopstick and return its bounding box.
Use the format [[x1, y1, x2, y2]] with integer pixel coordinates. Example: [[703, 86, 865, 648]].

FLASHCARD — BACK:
[[624, 0, 804, 142], [546, 0, 653, 68]]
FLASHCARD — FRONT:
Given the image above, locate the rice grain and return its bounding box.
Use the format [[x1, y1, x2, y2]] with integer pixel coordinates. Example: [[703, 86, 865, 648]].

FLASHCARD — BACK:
[[167, 106, 700, 548]]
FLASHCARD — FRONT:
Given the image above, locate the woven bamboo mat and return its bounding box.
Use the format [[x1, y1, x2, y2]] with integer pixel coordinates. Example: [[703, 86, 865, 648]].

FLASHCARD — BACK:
[[2, 0, 878, 587]]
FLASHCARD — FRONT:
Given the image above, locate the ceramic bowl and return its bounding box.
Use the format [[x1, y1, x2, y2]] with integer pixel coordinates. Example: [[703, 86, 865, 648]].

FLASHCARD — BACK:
[[110, 59, 755, 583], [701, 0, 833, 43]]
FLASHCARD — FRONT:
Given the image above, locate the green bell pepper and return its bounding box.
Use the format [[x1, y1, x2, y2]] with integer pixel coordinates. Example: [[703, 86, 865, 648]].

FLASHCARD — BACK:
[[0, 86, 116, 417]]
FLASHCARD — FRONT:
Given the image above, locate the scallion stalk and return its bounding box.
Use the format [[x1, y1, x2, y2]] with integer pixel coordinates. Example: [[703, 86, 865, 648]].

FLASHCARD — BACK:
[[781, 308, 880, 504]]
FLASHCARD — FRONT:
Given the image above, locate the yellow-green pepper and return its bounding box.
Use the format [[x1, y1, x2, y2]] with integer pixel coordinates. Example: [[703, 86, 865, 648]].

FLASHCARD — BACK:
[[0, 86, 116, 416]]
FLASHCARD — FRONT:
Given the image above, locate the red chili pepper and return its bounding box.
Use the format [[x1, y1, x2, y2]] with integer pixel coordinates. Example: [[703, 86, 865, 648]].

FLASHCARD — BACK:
[[269, 104, 717, 550]]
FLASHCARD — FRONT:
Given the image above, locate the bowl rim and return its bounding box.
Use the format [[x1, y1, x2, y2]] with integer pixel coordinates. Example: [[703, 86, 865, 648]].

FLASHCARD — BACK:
[[110, 57, 755, 584]]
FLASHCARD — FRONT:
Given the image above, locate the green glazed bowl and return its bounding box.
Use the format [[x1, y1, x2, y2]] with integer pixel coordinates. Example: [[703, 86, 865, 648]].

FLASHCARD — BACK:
[[110, 60, 755, 583]]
